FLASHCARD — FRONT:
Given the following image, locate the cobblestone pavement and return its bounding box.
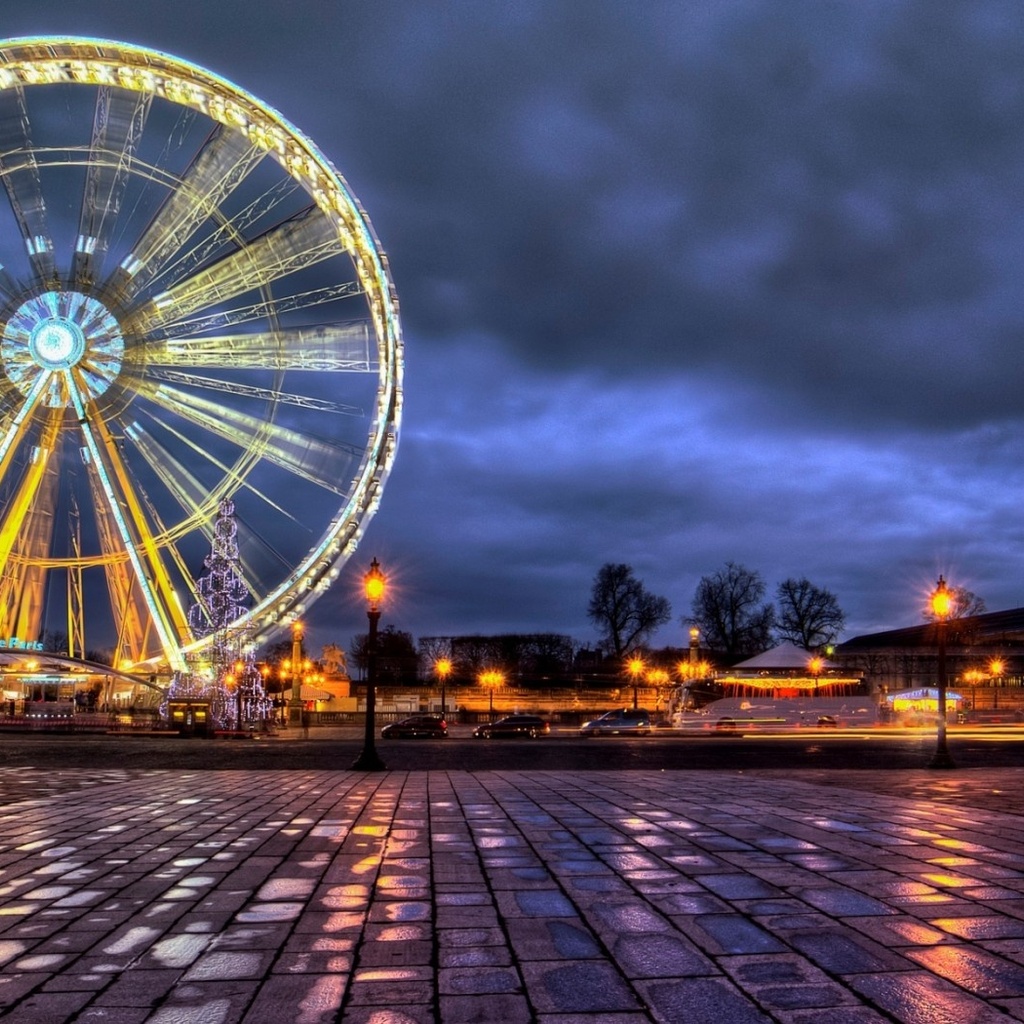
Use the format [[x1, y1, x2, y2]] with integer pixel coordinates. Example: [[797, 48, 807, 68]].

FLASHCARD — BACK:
[[2, 769, 1024, 1022]]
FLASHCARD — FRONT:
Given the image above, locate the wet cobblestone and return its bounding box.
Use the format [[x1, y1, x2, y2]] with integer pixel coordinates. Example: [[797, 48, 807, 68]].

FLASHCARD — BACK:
[[0, 767, 1023, 1021]]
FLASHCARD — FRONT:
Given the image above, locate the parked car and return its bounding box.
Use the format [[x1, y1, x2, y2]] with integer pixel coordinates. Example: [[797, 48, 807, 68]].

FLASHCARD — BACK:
[[381, 714, 448, 739], [579, 708, 652, 737], [473, 715, 550, 739]]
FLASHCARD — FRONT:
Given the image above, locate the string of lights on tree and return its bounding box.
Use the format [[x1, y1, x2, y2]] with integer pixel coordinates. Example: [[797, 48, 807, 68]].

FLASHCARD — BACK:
[[163, 499, 272, 728]]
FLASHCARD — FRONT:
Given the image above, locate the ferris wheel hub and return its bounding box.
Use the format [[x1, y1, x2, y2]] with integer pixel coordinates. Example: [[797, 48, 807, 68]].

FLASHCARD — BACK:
[[29, 317, 85, 369], [2, 290, 125, 406]]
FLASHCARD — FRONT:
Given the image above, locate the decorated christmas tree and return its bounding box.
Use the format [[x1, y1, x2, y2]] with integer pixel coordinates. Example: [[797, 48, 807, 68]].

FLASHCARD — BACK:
[[164, 499, 271, 728]]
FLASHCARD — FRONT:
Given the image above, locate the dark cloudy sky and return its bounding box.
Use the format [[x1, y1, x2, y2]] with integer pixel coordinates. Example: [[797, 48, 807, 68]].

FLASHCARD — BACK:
[[7, 0, 1024, 654]]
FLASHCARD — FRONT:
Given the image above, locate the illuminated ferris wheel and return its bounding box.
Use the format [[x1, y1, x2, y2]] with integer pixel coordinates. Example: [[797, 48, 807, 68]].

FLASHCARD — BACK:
[[0, 38, 402, 672]]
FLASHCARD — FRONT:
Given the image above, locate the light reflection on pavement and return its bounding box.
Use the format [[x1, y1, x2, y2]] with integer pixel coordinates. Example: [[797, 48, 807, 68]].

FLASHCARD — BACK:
[[0, 768, 1021, 1021]]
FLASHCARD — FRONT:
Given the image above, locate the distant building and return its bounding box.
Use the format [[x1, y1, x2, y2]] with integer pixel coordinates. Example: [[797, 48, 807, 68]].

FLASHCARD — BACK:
[[836, 608, 1024, 708]]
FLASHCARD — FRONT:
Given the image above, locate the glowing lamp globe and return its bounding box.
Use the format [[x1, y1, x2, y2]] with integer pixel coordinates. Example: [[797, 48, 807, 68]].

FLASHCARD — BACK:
[[364, 559, 386, 607]]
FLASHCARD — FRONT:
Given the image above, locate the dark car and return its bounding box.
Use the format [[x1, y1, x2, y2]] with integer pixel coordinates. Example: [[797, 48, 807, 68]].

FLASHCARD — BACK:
[[579, 708, 652, 737], [381, 714, 448, 739], [473, 714, 550, 739]]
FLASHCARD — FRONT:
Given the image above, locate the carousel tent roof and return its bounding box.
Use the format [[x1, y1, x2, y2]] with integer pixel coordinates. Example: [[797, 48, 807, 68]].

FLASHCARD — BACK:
[[732, 642, 836, 671]]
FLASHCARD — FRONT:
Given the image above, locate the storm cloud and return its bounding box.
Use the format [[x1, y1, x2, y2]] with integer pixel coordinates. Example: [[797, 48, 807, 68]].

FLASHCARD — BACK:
[[4, 0, 1024, 652]]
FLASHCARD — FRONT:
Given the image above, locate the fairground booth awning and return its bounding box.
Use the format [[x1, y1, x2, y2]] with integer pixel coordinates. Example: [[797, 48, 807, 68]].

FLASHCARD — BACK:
[[886, 688, 963, 712]]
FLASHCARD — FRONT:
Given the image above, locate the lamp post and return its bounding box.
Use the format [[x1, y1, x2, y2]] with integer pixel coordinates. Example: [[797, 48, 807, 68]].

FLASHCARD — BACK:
[[233, 660, 244, 729], [480, 669, 503, 720], [647, 668, 669, 712], [808, 656, 824, 695], [352, 557, 387, 771], [435, 657, 452, 718], [928, 575, 956, 769], [989, 658, 1005, 711], [627, 655, 644, 710]]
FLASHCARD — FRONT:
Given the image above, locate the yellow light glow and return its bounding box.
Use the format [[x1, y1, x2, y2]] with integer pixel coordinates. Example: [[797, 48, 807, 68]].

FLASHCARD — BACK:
[[364, 558, 385, 606], [435, 658, 452, 679], [931, 576, 952, 619], [627, 656, 644, 678], [989, 659, 1005, 677]]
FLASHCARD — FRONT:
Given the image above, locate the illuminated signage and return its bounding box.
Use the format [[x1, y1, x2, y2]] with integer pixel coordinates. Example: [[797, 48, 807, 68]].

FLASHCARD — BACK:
[[0, 638, 44, 651]]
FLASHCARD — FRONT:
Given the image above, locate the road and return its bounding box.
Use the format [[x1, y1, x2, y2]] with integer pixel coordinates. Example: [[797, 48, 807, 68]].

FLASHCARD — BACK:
[[3, 725, 1024, 772]]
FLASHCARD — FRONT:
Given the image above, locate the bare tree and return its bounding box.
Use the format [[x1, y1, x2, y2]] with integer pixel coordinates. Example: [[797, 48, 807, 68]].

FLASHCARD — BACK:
[[775, 577, 845, 650], [688, 562, 774, 662], [588, 563, 671, 657]]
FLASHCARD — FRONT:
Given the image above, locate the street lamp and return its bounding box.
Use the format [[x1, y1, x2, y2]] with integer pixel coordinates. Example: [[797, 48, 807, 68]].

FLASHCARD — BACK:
[[352, 557, 387, 771], [627, 655, 644, 709], [989, 658, 1005, 711], [646, 667, 669, 711], [808, 656, 824, 694], [928, 575, 956, 769], [435, 657, 452, 717], [480, 669, 503, 720]]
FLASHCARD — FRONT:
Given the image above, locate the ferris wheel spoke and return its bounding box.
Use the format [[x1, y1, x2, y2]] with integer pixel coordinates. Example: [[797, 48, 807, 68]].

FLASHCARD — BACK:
[[140, 174, 300, 298], [117, 124, 265, 295], [143, 381, 360, 493], [64, 369, 190, 669], [125, 408, 301, 583], [0, 85, 55, 285], [150, 323, 374, 371], [72, 86, 152, 290], [0, 369, 56, 480], [134, 408, 299, 527], [135, 280, 364, 339], [145, 368, 362, 415], [129, 206, 343, 334]]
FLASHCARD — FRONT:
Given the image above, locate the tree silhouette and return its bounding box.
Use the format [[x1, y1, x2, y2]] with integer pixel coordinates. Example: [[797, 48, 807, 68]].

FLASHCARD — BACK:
[[688, 562, 774, 662], [588, 563, 671, 657], [775, 577, 845, 649]]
